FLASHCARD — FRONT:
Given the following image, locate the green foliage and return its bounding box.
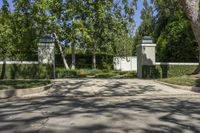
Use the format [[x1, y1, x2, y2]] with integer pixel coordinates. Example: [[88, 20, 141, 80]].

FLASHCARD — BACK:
[[102, 62, 112, 70], [133, 0, 154, 55], [156, 11, 198, 62], [55, 68, 136, 78], [139, 0, 154, 36], [55, 69, 78, 78], [0, 64, 53, 79], [133, 0, 198, 62], [142, 65, 197, 79], [55, 53, 114, 69], [0, 7, 15, 59], [0, 0, 136, 70], [0, 80, 50, 90], [0, 0, 49, 60], [160, 76, 200, 87]]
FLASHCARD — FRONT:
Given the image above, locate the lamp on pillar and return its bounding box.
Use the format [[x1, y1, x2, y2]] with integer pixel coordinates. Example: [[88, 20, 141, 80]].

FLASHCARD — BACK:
[[136, 36, 156, 78], [38, 35, 55, 78], [141, 36, 153, 44]]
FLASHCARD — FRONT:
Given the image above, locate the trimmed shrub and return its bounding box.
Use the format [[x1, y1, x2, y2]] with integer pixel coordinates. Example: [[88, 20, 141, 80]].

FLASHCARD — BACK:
[[55, 68, 136, 78], [55, 54, 114, 69], [0, 64, 53, 79], [0, 64, 136, 79]]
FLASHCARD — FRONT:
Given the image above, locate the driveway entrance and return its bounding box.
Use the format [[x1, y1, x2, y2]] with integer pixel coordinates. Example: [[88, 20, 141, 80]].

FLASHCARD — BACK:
[[45, 79, 198, 97], [0, 79, 200, 133]]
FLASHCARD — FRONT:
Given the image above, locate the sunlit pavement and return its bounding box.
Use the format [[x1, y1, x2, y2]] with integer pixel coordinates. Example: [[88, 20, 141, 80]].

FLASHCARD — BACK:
[[0, 79, 200, 133]]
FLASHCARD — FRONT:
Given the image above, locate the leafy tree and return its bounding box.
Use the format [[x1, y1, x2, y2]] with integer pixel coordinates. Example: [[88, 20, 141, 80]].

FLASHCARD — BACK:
[[133, 0, 154, 54], [156, 12, 197, 62], [153, 0, 198, 62], [140, 0, 154, 36], [13, 0, 38, 59], [0, 1, 14, 78], [0, 0, 137, 71], [134, 0, 198, 64]]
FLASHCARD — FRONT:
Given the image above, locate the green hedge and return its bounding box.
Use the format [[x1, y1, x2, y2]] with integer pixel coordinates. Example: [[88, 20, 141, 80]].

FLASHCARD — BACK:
[[0, 64, 136, 79], [0, 64, 53, 79], [55, 68, 136, 78], [142, 65, 198, 79], [55, 54, 114, 69]]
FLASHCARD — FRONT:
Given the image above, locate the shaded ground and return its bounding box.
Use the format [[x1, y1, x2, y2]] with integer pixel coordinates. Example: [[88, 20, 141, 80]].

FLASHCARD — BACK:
[[45, 79, 198, 97], [0, 79, 200, 133]]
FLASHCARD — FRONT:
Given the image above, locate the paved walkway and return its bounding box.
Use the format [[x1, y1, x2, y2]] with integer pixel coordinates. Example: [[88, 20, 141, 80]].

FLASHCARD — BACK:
[[0, 79, 200, 133]]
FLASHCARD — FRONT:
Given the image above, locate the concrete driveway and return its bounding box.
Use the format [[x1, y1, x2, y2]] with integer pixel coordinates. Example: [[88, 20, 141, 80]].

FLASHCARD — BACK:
[[0, 79, 200, 133]]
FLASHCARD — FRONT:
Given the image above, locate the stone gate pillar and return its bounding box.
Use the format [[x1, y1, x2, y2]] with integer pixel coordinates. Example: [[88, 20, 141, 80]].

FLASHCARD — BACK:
[[38, 35, 55, 64], [136, 36, 156, 78]]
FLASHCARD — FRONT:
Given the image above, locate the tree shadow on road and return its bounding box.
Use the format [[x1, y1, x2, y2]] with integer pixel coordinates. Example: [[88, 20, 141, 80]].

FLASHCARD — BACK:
[[0, 95, 200, 133], [49, 79, 161, 97], [0, 79, 200, 132]]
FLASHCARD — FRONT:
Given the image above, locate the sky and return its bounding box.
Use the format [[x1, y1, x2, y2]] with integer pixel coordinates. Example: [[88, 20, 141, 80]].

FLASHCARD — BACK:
[[0, 0, 144, 32], [134, 0, 144, 31]]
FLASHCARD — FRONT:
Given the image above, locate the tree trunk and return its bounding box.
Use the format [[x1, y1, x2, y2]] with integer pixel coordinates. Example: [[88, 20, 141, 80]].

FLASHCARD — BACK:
[[71, 42, 76, 70], [182, 0, 200, 73], [53, 33, 69, 70], [92, 43, 96, 69], [182, 0, 200, 45]]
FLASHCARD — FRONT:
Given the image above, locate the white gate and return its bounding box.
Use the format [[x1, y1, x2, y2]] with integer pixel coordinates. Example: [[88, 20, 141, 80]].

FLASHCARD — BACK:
[[113, 57, 137, 71]]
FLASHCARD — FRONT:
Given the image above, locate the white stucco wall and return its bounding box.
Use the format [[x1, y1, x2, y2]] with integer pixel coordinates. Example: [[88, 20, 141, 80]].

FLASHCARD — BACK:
[[113, 57, 137, 71]]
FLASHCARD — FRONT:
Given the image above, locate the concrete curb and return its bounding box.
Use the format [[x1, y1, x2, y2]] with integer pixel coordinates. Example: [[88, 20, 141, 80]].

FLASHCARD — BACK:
[[0, 84, 52, 99], [155, 80, 200, 93]]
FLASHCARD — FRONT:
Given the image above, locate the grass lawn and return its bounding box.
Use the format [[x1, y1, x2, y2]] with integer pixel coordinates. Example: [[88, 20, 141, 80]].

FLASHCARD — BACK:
[[0, 69, 136, 90], [56, 68, 136, 78], [0, 80, 51, 90], [159, 75, 200, 87]]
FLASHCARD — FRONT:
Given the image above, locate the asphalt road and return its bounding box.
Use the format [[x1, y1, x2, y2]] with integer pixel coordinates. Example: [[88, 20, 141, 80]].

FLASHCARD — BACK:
[[0, 79, 200, 133]]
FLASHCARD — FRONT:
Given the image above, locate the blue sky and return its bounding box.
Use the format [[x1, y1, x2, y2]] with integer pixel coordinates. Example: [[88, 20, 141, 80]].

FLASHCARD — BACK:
[[0, 0, 144, 31], [134, 0, 144, 31]]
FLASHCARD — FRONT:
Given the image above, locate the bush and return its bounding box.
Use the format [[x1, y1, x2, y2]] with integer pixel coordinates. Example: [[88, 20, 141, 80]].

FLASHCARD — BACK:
[[55, 53, 114, 69], [0, 80, 51, 90], [0, 64, 136, 79], [55, 68, 136, 78], [56, 68, 78, 78], [159, 76, 199, 87], [0, 64, 53, 79], [95, 73, 116, 78]]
